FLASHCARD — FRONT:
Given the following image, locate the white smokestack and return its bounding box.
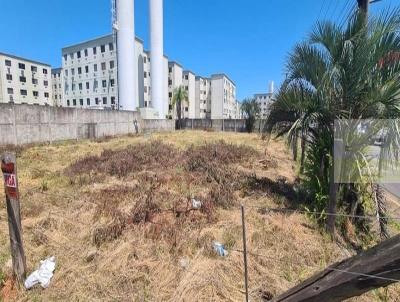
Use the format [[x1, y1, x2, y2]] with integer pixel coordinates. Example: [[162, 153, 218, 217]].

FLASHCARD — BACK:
[[150, 0, 164, 118], [116, 0, 137, 111], [269, 81, 275, 94]]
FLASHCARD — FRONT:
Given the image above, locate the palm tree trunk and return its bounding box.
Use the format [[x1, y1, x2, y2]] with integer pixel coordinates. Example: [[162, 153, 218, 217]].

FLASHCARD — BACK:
[[292, 134, 298, 161], [300, 135, 306, 174]]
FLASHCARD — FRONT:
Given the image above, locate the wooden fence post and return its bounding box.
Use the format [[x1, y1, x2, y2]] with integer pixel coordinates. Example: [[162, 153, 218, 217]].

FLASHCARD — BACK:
[[1, 152, 26, 283]]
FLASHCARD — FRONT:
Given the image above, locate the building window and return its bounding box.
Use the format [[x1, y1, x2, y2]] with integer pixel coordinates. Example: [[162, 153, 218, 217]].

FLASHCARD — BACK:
[[185, 107, 188, 112], [110, 79, 115, 87], [33, 91, 39, 97], [169, 92, 172, 98], [63, 54, 67, 62], [86, 82, 90, 89], [84, 49, 88, 57], [79, 99, 83, 106], [65, 69, 68, 76], [5, 60, 11, 67], [31, 66, 37, 72], [101, 62, 106, 71], [185, 75, 188, 80], [77, 51, 81, 59], [169, 104, 172, 110], [78, 83, 83, 90], [95, 97, 99, 105], [43, 68, 48, 74], [102, 80, 107, 88], [87, 98, 90, 106], [67, 100, 70, 106], [73, 99, 76, 106], [94, 80, 98, 89], [102, 97, 107, 105], [20, 76, 26, 83], [168, 67, 172, 73], [111, 97, 115, 105], [78, 67, 82, 74], [70, 53, 74, 60], [20, 89, 27, 96], [44, 92, 49, 98], [93, 47, 97, 55], [32, 78, 38, 85], [71, 68, 75, 76], [72, 83, 76, 91], [144, 86, 147, 93], [109, 60, 114, 69], [7, 88, 13, 94], [6, 74, 12, 81], [18, 63, 25, 69], [109, 43, 114, 51], [144, 72, 147, 78], [144, 57, 147, 63], [94, 64, 98, 72], [101, 45, 106, 53], [55, 95, 58, 100], [85, 66, 89, 73], [44, 80, 48, 86]]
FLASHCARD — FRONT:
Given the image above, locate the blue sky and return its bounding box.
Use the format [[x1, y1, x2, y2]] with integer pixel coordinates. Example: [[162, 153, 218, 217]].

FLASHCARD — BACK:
[[0, 0, 397, 100]]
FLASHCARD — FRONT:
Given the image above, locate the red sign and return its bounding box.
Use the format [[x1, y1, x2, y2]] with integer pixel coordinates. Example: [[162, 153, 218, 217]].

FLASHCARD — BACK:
[[4, 173, 16, 188]]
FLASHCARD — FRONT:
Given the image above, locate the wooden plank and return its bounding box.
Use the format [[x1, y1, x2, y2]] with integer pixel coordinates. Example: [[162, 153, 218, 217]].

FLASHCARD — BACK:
[[1, 152, 27, 283], [270, 234, 400, 302]]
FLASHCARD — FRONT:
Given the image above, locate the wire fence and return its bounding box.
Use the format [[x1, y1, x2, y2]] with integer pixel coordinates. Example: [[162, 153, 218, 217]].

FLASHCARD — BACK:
[[1, 186, 400, 301]]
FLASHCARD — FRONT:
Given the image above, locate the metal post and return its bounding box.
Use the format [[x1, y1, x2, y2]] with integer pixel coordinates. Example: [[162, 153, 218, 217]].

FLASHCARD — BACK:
[[241, 205, 249, 302]]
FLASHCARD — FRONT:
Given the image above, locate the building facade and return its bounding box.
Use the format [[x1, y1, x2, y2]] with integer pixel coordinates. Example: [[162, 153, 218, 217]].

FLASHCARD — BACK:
[[61, 34, 168, 112], [195, 76, 211, 119], [51, 68, 63, 106], [254, 93, 274, 118], [182, 70, 196, 119], [210, 74, 238, 119], [0, 52, 52, 106], [167, 61, 183, 118]]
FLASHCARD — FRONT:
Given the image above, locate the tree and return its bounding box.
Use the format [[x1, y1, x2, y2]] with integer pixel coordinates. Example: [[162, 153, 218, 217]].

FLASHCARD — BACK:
[[241, 98, 261, 133], [172, 86, 189, 129], [264, 8, 400, 236]]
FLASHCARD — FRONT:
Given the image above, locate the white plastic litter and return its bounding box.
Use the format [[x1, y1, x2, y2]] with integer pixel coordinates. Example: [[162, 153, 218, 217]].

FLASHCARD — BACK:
[[24, 256, 56, 289], [212, 241, 229, 257], [191, 198, 202, 209]]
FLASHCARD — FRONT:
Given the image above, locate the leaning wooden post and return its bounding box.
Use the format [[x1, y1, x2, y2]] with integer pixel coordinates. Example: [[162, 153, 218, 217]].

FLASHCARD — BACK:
[[1, 152, 27, 283]]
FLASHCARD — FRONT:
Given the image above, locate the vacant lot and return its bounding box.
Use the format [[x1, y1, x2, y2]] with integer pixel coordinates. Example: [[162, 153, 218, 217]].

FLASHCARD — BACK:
[[0, 131, 398, 301]]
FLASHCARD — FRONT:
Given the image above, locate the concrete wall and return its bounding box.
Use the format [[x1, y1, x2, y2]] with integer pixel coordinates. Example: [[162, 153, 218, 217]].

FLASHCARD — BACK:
[[181, 118, 247, 132], [0, 103, 175, 146]]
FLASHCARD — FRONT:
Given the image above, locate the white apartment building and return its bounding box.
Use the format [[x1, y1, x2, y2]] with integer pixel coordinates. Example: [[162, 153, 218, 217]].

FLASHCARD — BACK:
[[51, 68, 63, 106], [255, 93, 274, 118], [210, 74, 238, 119], [0, 52, 52, 106], [195, 76, 211, 119], [167, 61, 183, 118], [182, 71, 196, 119], [61, 34, 168, 112]]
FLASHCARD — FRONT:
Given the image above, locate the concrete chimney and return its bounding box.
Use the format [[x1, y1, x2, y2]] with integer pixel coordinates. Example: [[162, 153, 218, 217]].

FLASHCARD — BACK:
[[149, 0, 164, 118], [116, 0, 137, 111]]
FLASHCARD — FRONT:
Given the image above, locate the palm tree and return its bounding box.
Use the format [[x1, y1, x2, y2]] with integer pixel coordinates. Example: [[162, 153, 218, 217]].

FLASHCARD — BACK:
[[264, 8, 400, 237], [241, 98, 261, 133], [171, 86, 189, 129]]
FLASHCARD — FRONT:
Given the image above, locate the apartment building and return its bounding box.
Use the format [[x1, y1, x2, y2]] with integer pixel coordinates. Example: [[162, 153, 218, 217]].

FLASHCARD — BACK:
[[195, 76, 211, 119], [210, 74, 238, 119], [182, 70, 196, 119], [255, 93, 274, 118], [0, 52, 52, 106], [167, 61, 183, 118], [51, 68, 63, 106], [61, 34, 168, 114]]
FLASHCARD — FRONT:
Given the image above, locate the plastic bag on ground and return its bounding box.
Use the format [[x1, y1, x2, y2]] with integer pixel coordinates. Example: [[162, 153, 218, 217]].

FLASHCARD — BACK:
[[24, 256, 56, 289], [212, 242, 229, 257], [191, 198, 202, 209]]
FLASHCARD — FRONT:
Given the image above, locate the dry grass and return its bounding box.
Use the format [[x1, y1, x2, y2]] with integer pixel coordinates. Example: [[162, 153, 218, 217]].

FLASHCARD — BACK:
[[0, 130, 398, 302]]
